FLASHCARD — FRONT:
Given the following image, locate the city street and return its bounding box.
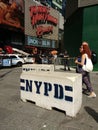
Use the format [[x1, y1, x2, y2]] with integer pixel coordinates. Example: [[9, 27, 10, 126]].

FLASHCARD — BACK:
[[0, 67, 98, 130]]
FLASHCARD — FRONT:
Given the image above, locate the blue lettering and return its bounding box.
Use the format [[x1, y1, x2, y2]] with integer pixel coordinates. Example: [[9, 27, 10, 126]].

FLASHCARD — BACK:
[[34, 81, 42, 94], [20, 79, 25, 90], [21, 79, 73, 102], [26, 80, 32, 92], [65, 86, 73, 91], [65, 96, 73, 102], [44, 82, 52, 96], [54, 84, 63, 99]]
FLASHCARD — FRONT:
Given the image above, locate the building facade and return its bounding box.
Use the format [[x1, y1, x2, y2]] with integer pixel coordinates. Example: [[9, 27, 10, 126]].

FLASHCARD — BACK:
[[64, 0, 98, 70]]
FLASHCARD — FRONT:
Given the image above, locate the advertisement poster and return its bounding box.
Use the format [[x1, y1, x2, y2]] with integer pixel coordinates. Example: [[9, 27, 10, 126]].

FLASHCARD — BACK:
[[0, 0, 24, 31]]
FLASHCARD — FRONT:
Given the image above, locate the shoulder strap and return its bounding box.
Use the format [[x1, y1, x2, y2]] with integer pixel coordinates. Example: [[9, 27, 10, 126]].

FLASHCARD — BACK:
[[85, 53, 89, 59]]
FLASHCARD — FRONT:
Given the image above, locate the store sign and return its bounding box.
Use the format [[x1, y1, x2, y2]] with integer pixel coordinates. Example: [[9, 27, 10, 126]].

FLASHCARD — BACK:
[[28, 37, 38, 46], [42, 40, 50, 47], [28, 36, 52, 48], [30, 5, 58, 37]]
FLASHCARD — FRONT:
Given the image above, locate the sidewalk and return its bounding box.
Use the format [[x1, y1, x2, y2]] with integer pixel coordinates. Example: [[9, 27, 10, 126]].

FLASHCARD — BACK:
[[0, 67, 98, 130]]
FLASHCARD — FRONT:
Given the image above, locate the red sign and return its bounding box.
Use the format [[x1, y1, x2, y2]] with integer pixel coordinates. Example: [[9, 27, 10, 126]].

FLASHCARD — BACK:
[[30, 5, 58, 37], [36, 25, 53, 37]]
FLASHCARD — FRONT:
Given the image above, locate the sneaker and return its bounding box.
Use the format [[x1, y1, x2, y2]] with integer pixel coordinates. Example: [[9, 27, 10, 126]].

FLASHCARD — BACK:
[[88, 92, 96, 98]]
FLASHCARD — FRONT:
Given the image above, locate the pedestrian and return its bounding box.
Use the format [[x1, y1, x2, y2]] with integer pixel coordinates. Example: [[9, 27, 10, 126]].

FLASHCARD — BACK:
[[64, 50, 70, 71], [82, 41, 97, 65], [75, 42, 96, 98]]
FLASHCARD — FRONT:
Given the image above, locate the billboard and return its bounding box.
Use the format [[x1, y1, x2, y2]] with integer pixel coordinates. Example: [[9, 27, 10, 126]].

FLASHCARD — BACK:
[[25, 0, 59, 40], [0, 0, 24, 31]]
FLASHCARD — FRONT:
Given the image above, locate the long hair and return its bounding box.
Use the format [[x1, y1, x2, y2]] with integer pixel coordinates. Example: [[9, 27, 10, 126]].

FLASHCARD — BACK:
[[82, 44, 91, 58]]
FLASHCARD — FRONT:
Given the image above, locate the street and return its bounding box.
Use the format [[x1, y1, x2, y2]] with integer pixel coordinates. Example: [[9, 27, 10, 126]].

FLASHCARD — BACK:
[[0, 67, 98, 130]]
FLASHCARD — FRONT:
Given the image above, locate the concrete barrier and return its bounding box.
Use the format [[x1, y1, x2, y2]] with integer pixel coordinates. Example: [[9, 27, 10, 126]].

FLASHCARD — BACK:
[[22, 64, 54, 74], [20, 64, 82, 117]]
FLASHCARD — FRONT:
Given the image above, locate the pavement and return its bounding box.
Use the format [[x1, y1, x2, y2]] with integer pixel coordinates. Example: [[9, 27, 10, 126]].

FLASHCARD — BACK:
[[0, 66, 98, 130]]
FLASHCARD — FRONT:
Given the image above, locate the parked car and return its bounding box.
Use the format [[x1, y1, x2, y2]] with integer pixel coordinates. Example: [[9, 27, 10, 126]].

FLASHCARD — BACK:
[[0, 54, 26, 67], [24, 54, 35, 64], [8, 54, 25, 67], [0, 56, 2, 68], [0, 55, 12, 67]]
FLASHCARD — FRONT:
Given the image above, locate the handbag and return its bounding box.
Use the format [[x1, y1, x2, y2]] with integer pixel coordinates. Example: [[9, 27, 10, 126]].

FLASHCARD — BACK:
[[82, 54, 93, 72]]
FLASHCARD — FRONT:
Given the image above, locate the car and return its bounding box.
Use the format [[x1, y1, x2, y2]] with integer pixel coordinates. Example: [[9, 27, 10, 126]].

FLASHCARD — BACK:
[[0, 54, 25, 67], [24, 54, 35, 64], [0, 56, 2, 68], [8, 54, 25, 67], [0, 55, 12, 67]]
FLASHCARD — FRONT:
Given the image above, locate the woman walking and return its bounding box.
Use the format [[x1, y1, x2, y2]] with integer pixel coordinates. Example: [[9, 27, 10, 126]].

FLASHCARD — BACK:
[[75, 42, 96, 98]]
